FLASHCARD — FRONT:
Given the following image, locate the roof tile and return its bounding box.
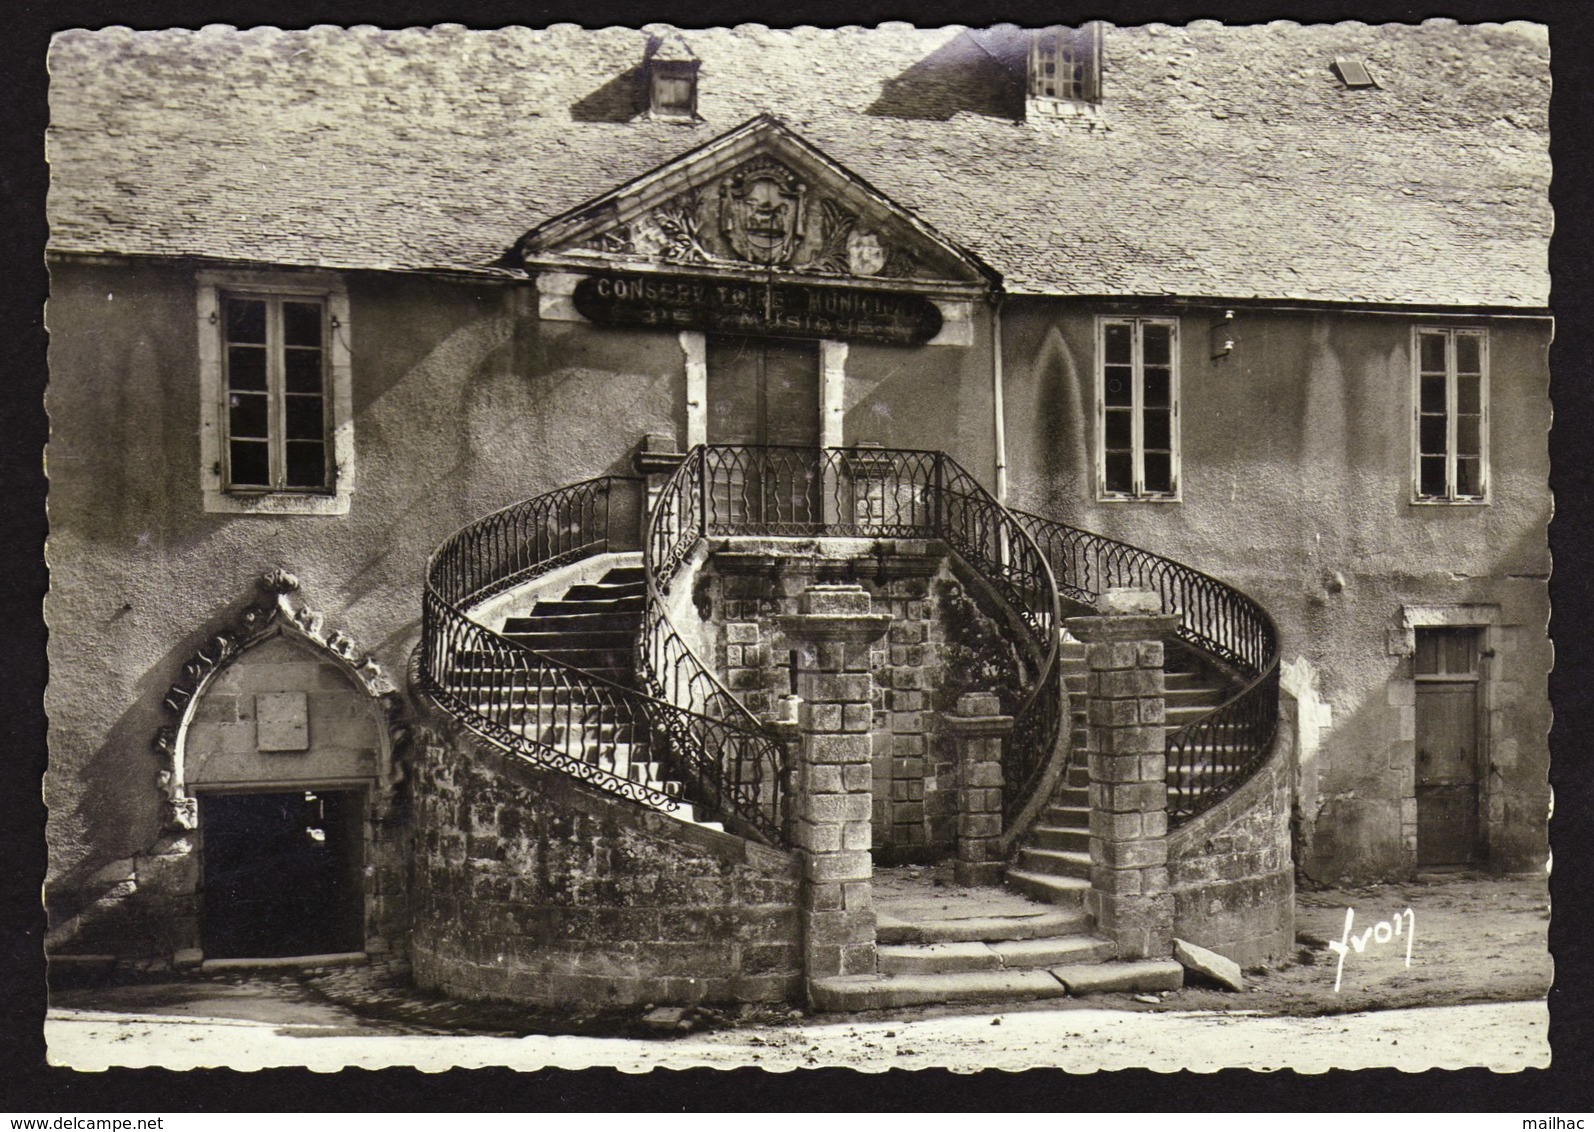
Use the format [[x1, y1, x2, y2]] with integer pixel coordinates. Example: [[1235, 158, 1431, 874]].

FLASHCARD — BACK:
[[46, 21, 1550, 306]]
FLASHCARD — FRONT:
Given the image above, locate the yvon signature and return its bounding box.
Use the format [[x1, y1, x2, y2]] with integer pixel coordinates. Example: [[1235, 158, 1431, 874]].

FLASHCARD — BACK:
[[1329, 906, 1416, 992]]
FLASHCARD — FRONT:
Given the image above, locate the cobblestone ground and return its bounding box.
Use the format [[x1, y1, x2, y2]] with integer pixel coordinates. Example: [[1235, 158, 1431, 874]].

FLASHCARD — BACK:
[[49, 871, 1552, 1037], [1162, 870, 1552, 1017]]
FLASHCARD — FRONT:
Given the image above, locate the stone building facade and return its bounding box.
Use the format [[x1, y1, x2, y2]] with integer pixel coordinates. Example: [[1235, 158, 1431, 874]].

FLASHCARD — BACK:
[[43, 21, 1550, 1003]]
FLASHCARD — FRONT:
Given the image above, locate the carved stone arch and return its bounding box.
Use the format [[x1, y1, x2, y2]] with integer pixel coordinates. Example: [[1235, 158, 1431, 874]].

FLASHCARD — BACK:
[[152, 569, 410, 832]]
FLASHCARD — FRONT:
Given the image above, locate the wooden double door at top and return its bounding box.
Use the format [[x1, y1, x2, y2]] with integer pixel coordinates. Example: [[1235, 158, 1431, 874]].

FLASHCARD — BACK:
[[706, 337, 821, 527], [706, 336, 820, 447]]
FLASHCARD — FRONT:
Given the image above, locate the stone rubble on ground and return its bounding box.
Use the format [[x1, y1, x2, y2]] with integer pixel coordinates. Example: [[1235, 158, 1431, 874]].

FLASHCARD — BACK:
[[1173, 937, 1246, 991]]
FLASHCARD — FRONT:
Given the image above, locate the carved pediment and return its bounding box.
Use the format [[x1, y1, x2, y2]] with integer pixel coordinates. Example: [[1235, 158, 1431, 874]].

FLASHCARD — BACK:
[[515, 116, 995, 289]]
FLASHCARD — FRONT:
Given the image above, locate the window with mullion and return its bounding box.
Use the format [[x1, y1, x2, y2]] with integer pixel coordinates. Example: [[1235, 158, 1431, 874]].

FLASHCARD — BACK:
[[1099, 317, 1179, 500], [1414, 328, 1488, 503], [223, 294, 330, 493], [1029, 25, 1102, 103]]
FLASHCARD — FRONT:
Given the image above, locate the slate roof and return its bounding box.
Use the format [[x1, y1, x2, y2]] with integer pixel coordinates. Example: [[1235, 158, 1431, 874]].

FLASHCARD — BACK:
[[46, 20, 1551, 307]]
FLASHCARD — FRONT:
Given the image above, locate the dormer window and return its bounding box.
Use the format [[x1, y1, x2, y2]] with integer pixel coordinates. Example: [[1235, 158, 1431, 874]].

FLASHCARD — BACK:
[[1029, 24, 1102, 107], [646, 31, 700, 120]]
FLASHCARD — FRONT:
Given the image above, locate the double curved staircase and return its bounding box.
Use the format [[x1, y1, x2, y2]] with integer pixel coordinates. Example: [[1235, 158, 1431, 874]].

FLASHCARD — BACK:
[[419, 444, 1281, 996]]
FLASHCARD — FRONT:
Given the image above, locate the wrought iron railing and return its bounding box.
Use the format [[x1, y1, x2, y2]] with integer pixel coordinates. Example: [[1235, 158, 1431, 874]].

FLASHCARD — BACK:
[[421, 450, 1277, 844], [643, 447, 791, 842], [655, 444, 1063, 827], [1010, 510, 1281, 823], [419, 474, 788, 843]]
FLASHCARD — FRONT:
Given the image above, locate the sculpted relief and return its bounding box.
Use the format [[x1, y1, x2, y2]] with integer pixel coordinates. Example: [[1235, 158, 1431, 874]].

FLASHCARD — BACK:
[[583, 156, 922, 279]]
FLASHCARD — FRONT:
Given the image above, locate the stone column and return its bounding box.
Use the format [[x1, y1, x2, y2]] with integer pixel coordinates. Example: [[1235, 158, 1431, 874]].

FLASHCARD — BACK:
[[944, 692, 1012, 886], [633, 432, 686, 525], [1066, 588, 1179, 961], [779, 584, 892, 987]]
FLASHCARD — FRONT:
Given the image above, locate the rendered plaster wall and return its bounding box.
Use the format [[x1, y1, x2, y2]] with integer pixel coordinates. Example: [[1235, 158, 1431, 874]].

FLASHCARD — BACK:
[[51, 633, 409, 963], [1001, 300, 1552, 881], [530, 279, 996, 482], [410, 709, 803, 1007], [840, 317, 997, 484], [43, 260, 681, 915]]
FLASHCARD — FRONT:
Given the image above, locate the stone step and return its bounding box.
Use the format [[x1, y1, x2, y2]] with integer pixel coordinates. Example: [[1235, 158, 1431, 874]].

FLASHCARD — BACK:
[[1164, 686, 1225, 705], [810, 969, 1070, 1012], [1018, 846, 1092, 879], [522, 596, 645, 617], [447, 676, 633, 700], [498, 706, 641, 725], [501, 629, 636, 650], [446, 665, 635, 684], [1054, 785, 1088, 808], [563, 581, 646, 601], [1045, 804, 1091, 829], [1051, 959, 1184, 995], [990, 935, 1117, 967], [1166, 703, 1222, 720], [446, 651, 636, 673], [502, 611, 639, 634], [876, 934, 1116, 975], [1003, 867, 1091, 906], [501, 645, 635, 668], [876, 908, 1089, 945], [877, 941, 1001, 975], [1031, 823, 1090, 853]]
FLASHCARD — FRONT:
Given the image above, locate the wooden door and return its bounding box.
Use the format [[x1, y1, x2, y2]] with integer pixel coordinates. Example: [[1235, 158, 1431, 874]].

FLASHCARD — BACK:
[[705, 337, 821, 527], [1414, 628, 1483, 866]]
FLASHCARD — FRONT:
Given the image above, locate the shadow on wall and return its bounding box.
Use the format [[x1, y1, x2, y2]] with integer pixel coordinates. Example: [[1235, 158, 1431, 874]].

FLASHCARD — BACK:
[[571, 66, 645, 123], [48, 587, 266, 906], [867, 28, 1026, 122], [1031, 323, 1089, 516]]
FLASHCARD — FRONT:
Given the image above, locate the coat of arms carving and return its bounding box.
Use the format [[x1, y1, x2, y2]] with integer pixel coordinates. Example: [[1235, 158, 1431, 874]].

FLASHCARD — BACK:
[[718, 157, 807, 266]]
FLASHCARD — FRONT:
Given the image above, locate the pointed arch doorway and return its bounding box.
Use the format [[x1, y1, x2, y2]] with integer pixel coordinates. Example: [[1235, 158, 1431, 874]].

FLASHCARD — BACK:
[[181, 629, 389, 961]]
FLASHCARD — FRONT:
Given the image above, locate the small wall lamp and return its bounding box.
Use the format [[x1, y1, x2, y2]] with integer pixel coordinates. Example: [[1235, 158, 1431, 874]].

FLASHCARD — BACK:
[[1211, 309, 1235, 360]]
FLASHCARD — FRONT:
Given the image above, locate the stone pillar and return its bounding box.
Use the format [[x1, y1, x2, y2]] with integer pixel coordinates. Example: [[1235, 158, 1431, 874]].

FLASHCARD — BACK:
[[1066, 588, 1179, 961], [779, 584, 892, 987], [633, 432, 686, 525], [944, 692, 1012, 886]]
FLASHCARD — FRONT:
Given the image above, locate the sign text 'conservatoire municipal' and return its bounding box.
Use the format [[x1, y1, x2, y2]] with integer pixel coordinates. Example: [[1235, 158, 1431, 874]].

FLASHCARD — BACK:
[[572, 272, 943, 346]]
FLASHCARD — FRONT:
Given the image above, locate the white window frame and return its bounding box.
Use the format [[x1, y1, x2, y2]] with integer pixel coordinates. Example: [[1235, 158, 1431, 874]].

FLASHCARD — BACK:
[[1095, 315, 1181, 503], [1027, 24, 1104, 119], [1411, 326, 1490, 505], [198, 270, 353, 515]]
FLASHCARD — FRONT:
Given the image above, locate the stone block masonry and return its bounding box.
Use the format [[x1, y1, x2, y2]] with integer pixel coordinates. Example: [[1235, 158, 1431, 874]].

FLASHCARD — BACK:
[[410, 705, 803, 1008], [779, 584, 892, 990], [1067, 599, 1179, 962], [706, 543, 1028, 862], [1168, 718, 1296, 968], [944, 692, 1012, 886]]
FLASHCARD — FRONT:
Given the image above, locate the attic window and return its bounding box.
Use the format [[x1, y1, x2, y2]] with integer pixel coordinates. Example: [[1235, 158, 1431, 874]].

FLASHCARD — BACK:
[[646, 32, 700, 119], [1030, 24, 1102, 105], [1332, 57, 1378, 89]]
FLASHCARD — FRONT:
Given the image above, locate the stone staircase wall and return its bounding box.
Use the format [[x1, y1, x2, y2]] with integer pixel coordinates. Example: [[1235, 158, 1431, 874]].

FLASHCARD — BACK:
[[1166, 717, 1295, 968], [410, 700, 803, 1008]]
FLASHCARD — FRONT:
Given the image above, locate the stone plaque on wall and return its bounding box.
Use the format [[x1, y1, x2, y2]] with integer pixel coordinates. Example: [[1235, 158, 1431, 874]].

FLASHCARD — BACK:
[[256, 691, 310, 752]]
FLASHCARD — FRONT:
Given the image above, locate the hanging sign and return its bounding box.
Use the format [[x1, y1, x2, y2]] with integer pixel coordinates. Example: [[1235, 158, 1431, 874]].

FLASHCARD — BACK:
[[571, 271, 943, 346]]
